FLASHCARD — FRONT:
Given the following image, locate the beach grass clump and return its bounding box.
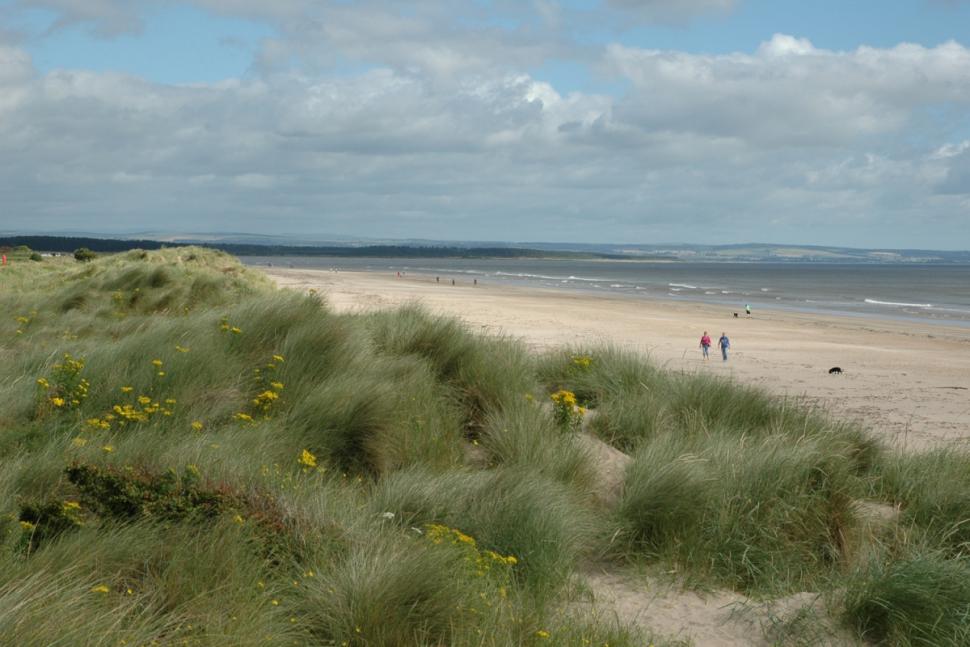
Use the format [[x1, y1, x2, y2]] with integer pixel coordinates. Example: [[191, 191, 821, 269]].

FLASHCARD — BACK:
[[873, 449, 970, 554], [367, 305, 536, 433], [540, 346, 881, 476], [0, 521, 301, 646], [370, 466, 595, 597], [479, 397, 594, 489], [616, 433, 860, 592], [283, 359, 464, 474], [842, 549, 970, 645], [300, 527, 514, 646]]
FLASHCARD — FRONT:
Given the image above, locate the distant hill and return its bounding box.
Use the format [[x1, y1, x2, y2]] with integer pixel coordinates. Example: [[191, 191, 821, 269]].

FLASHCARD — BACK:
[[2, 235, 967, 263], [0, 235, 632, 261]]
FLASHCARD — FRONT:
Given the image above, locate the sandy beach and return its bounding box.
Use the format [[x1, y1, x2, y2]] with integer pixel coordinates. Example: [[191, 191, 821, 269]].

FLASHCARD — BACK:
[[265, 267, 970, 449]]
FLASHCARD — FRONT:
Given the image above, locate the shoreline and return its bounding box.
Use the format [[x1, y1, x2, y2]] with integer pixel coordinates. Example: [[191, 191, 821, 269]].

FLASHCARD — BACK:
[[242, 257, 970, 329], [263, 267, 970, 449]]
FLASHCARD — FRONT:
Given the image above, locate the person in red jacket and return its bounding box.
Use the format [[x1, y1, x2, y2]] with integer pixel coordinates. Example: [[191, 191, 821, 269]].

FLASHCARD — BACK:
[[699, 331, 712, 360]]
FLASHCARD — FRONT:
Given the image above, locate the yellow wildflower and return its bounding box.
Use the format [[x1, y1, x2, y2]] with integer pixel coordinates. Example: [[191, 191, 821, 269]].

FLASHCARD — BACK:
[[175, 345, 190, 353], [72, 437, 87, 447], [91, 585, 110, 594], [164, 398, 177, 405], [151, 359, 163, 367], [272, 354, 285, 362], [234, 412, 253, 422], [62, 501, 81, 511], [230, 327, 242, 334], [121, 386, 133, 393], [50, 397, 66, 408], [298, 449, 317, 468], [137, 395, 151, 405], [36, 377, 50, 389], [270, 382, 284, 391], [536, 630, 551, 639], [191, 421, 204, 431], [19, 520, 35, 531], [233, 514, 245, 524], [102, 445, 114, 453]]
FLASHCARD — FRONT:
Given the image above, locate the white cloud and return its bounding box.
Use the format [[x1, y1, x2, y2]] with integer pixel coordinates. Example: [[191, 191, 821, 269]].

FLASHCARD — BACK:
[[604, 36, 970, 146], [2, 1, 970, 247], [605, 0, 737, 23]]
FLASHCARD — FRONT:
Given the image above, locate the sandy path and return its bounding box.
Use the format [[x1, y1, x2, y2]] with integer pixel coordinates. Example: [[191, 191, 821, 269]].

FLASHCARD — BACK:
[[264, 268, 970, 449]]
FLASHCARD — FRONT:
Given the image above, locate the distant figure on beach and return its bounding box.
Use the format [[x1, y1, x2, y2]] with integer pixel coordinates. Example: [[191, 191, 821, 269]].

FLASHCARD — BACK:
[[718, 333, 731, 361], [473, 279, 477, 286], [436, 276, 440, 283], [699, 331, 712, 360], [745, 304, 752, 316], [451, 279, 455, 286]]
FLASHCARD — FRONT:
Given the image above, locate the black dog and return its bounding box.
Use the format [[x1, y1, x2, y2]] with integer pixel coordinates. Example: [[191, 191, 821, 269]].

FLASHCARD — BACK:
[[828, 367, 843, 375], [733, 312, 739, 318]]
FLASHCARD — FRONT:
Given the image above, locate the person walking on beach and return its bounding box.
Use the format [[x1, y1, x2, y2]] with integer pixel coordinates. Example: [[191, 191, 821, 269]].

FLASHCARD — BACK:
[[718, 332, 731, 361], [699, 331, 712, 360], [745, 304, 752, 316]]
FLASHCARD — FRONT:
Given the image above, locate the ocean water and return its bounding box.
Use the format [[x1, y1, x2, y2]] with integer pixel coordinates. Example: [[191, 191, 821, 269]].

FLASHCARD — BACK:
[[243, 256, 970, 327]]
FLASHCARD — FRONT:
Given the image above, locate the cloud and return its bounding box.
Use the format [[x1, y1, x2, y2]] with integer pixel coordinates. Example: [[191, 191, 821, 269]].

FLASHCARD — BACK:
[[14, 0, 142, 36], [603, 35, 970, 147], [605, 0, 738, 23], [936, 143, 970, 194], [1, 1, 970, 247]]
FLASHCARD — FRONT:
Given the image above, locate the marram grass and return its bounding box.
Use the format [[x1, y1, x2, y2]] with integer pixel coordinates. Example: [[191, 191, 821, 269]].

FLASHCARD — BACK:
[[0, 246, 968, 646]]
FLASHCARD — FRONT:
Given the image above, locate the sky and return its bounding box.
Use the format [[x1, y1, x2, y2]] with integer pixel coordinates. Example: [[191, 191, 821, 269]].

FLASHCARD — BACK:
[[1, 1, 970, 249]]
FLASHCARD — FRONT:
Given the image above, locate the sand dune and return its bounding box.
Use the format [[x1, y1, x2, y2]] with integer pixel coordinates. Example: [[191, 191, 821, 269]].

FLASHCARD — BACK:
[[264, 268, 970, 449]]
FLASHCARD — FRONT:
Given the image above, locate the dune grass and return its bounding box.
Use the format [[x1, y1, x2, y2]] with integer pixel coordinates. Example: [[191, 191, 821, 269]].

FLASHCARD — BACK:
[[2, 247, 969, 645], [842, 548, 970, 646]]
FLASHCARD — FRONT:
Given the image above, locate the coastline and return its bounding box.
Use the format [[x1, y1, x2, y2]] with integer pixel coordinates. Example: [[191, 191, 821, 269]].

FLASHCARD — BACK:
[[243, 256, 970, 328], [264, 267, 970, 449]]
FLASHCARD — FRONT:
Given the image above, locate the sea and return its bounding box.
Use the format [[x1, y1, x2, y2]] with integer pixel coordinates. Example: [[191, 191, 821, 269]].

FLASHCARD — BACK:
[[242, 256, 970, 328]]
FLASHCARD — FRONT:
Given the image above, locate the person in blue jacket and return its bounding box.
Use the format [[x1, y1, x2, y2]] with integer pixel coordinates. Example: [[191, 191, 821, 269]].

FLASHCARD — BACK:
[[718, 332, 731, 361]]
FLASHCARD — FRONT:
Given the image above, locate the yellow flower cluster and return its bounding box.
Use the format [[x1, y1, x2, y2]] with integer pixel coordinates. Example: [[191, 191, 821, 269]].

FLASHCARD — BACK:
[[550, 389, 584, 430], [219, 317, 242, 334], [36, 353, 89, 411], [251, 388, 280, 412], [235, 354, 285, 422], [424, 524, 518, 578], [298, 449, 317, 468], [550, 389, 577, 408], [571, 354, 593, 369], [83, 359, 177, 430], [14, 312, 35, 335]]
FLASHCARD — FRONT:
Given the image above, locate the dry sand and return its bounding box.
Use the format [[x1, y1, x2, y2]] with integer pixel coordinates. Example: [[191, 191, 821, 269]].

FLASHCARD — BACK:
[[265, 268, 970, 450]]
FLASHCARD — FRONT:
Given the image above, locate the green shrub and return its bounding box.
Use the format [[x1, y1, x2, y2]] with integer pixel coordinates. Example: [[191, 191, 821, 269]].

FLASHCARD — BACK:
[[73, 247, 97, 262]]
